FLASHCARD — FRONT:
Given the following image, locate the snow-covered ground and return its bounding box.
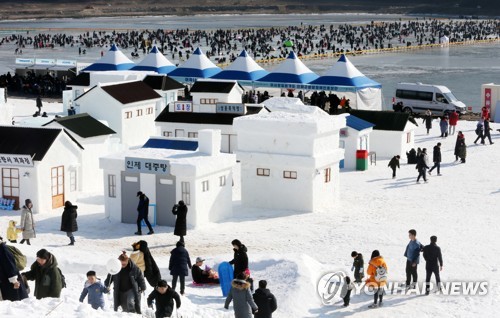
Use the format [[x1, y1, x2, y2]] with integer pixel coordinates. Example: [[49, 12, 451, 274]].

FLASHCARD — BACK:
[[0, 99, 499, 317]]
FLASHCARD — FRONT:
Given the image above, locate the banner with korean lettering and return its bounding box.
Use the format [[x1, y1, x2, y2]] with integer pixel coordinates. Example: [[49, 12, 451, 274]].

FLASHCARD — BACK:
[[125, 157, 170, 175], [0, 154, 34, 167], [216, 103, 245, 114], [173, 102, 193, 112]]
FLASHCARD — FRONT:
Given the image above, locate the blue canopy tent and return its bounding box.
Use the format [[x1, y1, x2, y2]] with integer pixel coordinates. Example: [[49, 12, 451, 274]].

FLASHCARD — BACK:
[[131, 46, 176, 74], [309, 54, 382, 110], [82, 44, 135, 72], [256, 51, 319, 90], [168, 48, 221, 83], [210, 50, 268, 86]]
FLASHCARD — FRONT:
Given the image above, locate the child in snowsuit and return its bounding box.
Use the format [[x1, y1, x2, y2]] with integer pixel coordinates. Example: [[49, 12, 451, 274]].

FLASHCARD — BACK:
[[351, 251, 364, 283], [147, 279, 181, 318], [79, 270, 109, 310], [340, 276, 355, 307], [7, 220, 22, 243]]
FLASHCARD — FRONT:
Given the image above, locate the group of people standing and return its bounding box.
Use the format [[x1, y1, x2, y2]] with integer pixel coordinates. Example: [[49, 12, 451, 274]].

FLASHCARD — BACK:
[[346, 229, 443, 309]]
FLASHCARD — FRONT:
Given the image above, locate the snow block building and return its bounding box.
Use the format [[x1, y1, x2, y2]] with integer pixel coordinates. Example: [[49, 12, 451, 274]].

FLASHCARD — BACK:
[[43, 113, 117, 192], [339, 114, 375, 170], [349, 110, 416, 159], [0, 126, 82, 211], [233, 103, 345, 213], [155, 79, 262, 153], [99, 129, 236, 228], [73, 80, 161, 147]]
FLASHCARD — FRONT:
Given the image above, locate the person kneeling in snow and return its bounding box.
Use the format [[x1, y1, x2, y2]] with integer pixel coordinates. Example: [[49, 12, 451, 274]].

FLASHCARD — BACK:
[[147, 279, 181, 318], [79, 270, 109, 310], [191, 257, 219, 284]]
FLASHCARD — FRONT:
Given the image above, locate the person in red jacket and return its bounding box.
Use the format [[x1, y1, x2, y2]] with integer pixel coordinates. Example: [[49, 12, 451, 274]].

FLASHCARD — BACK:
[[481, 106, 490, 121], [448, 110, 459, 135]]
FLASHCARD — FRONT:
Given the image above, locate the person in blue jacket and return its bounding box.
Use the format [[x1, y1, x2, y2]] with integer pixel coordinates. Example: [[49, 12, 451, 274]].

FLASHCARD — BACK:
[[79, 270, 109, 310], [404, 229, 423, 288]]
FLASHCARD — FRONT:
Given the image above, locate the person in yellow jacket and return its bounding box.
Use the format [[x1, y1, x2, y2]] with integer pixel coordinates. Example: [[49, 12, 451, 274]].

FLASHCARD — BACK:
[[366, 250, 388, 308], [6, 220, 22, 243]]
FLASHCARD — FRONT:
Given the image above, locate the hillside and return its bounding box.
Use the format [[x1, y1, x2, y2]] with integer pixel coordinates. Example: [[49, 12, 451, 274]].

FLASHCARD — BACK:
[[0, 0, 498, 20]]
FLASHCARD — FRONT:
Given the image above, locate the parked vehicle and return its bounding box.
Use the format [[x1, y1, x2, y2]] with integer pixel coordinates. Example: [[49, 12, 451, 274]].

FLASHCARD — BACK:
[[393, 82, 467, 116]]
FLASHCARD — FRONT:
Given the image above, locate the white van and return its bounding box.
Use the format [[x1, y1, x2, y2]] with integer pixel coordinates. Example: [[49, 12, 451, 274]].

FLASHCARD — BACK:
[[393, 82, 467, 115]]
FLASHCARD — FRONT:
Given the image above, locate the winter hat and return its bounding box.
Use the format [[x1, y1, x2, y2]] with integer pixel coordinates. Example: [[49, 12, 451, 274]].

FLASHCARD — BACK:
[[371, 250, 380, 259], [157, 280, 168, 288], [178, 200, 185, 206], [259, 280, 267, 289], [137, 191, 143, 197], [65, 201, 72, 208], [244, 268, 251, 276], [36, 249, 51, 260], [118, 251, 129, 261], [25, 199, 32, 205], [86, 270, 96, 277], [196, 257, 205, 263]]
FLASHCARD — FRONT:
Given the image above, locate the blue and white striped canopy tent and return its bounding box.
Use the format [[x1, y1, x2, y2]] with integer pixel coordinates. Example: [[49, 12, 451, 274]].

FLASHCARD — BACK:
[[256, 51, 319, 89], [309, 54, 382, 110], [82, 44, 135, 72], [211, 50, 268, 85], [131, 46, 176, 74], [168, 48, 221, 83]]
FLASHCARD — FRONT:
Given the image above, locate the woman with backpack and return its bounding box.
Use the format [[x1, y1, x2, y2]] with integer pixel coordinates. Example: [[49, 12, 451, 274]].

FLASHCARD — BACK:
[[0, 237, 28, 301], [22, 249, 63, 299], [366, 250, 388, 308]]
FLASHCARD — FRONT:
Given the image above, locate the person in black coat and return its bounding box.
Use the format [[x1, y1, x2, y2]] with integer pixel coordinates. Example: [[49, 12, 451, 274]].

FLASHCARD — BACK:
[[60, 201, 78, 246], [423, 236, 443, 295], [387, 155, 400, 179], [0, 237, 28, 301], [169, 241, 191, 295], [229, 239, 249, 278], [133, 240, 161, 287], [253, 280, 277, 318], [416, 148, 429, 183], [147, 279, 181, 318], [136, 191, 154, 235], [481, 118, 494, 145], [351, 251, 364, 283], [428, 143, 442, 176], [172, 201, 187, 243], [422, 109, 432, 134], [105, 252, 146, 314]]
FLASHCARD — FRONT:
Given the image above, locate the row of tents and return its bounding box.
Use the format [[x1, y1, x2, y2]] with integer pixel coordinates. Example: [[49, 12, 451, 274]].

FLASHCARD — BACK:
[[82, 44, 382, 110]]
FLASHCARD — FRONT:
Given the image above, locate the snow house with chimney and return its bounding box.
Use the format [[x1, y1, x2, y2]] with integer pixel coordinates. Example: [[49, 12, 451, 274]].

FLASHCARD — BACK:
[[233, 102, 346, 213], [99, 129, 236, 228]]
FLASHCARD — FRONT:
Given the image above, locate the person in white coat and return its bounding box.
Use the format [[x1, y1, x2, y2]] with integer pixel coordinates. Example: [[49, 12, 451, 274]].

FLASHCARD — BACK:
[[19, 199, 36, 245]]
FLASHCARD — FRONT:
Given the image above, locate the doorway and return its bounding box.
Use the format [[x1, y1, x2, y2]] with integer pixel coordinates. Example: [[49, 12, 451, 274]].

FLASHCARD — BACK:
[[51, 166, 64, 209]]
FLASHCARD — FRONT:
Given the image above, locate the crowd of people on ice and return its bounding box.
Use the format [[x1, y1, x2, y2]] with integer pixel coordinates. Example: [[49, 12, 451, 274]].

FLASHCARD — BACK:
[[1, 18, 498, 64]]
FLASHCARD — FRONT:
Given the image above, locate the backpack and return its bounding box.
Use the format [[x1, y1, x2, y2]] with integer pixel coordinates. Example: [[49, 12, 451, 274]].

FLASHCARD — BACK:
[[375, 266, 387, 282], [475, 125, 482, 136], [6, 244, 27, 271], [58, 268, 67, 288], [370, 261, 388, 282]]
